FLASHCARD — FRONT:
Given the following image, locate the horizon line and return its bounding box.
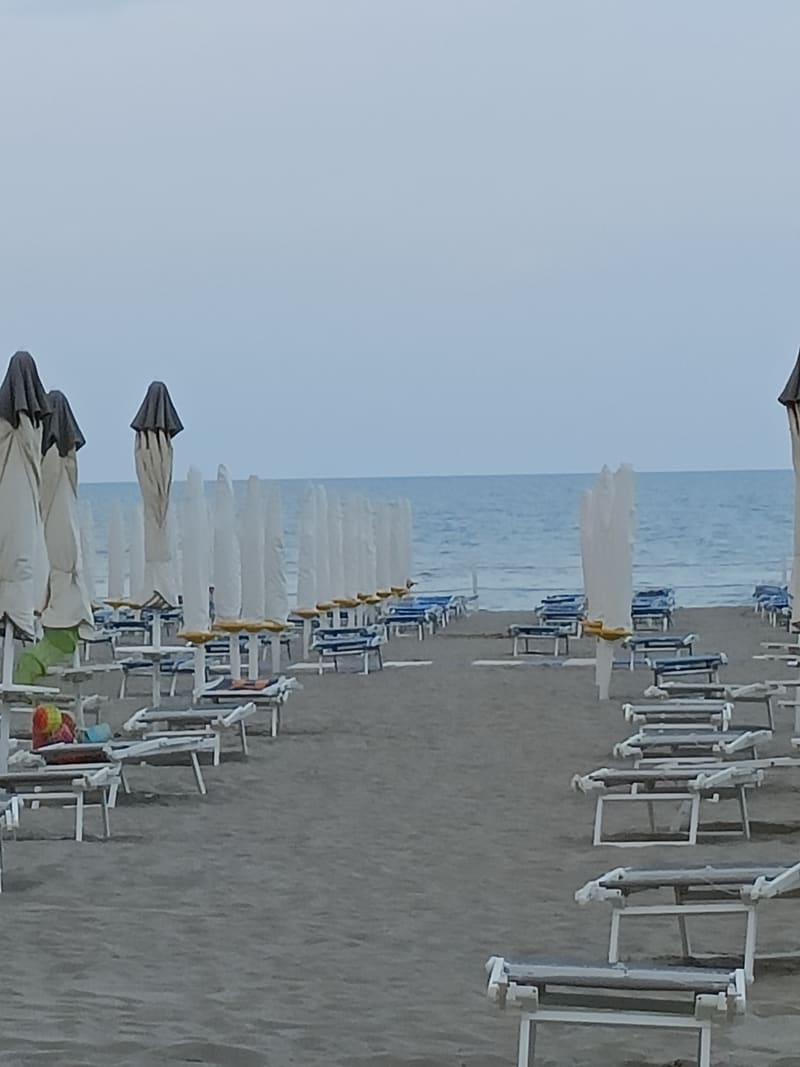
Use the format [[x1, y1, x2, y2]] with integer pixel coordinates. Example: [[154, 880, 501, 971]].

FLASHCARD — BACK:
[[80, 466, 794, 485]]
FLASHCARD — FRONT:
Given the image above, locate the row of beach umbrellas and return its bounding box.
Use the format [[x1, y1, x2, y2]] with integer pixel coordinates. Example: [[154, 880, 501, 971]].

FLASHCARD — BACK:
[[98, 478, 415, 629]]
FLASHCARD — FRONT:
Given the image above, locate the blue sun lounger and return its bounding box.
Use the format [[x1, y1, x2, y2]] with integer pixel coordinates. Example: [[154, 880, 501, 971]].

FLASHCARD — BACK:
[[624, 633, 696, 670], [509, 624, 572, 657], [649, 654, 727, 687], [312, 627, 385, 675]]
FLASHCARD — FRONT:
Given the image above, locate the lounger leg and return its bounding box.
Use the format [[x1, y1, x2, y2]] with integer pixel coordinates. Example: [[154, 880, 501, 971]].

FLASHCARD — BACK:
[[151, 666, 160, 709], [271, 706, 279, 739], [190, 752, 207, 796], [517, 1015, 535, 1067], [698, 1024, 711, 1067], [119, 674, 127, 699], [743, 907, 758, 983], [513, 636, 519, 657], [363, 651, 369, 676], [239, 719, 249, 757], [592, 797, 605, 846], [739, 787, 751, 841], [75, 792, 85, 843], [688, 795, 700, 846], [100, 789, 111, 839], [608, 909, 621, 963]]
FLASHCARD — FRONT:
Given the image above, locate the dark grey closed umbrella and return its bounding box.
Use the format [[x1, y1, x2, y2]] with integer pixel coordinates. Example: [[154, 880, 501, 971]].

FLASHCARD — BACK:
[[42, 389, 86, 457], [779, 351, 800, 628], [132, 381, 183, 608], [0, 352, 49, 641]]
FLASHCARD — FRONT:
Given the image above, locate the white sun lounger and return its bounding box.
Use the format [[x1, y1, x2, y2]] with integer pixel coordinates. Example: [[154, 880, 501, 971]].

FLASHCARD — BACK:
[[0, 765, 120, 842], [34, 734, 219, 797], [646, 682, 781, 731], [198, 676, 298, 737], [572, 765, 763, 846], [0, 792, 21, 891], [613, 728, 772, 765], [485, 955, 746, 1067], [623, 701, 734, 728], [576, 861, 800, 984], [122, 701, 258, 760]]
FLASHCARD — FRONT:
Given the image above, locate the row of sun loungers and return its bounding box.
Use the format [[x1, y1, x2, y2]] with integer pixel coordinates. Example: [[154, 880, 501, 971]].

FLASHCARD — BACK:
[[486, 627, 798, 1064]]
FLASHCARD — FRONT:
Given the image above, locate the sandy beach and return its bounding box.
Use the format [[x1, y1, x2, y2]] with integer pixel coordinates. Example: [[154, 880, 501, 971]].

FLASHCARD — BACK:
[[4, 606, 800, 1066]]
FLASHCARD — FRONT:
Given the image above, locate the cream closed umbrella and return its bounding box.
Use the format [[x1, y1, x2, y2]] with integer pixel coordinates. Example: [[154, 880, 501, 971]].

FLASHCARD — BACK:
[[0, 352, 54, 769], [131, 381, 183, 647], [314, 485, 332, 621], [263, 483, 289, 674], [79, 500, 97, 608], [779, 352, 800, 630], [128, 503, 145, 608], [213, 464, 243, 678], [39, 390, 94, 635], [295, 485, 319, 658], [239, 475, 266, 680], [107, 500, 126, 603], [584, 465, 635, 701], [179, 466, 213, 697], [16, 390, 96, 689]]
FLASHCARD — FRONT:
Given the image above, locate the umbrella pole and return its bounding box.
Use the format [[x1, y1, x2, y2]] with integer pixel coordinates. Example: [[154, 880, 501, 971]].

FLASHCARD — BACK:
[[270, 634, 281, 677], [302, 619, 312, 660], [247, 634, 259, 681], [229, 633, 242, 680], [1, 618, 14, 773], [193, 644, 206, 701], [152, 611, 162, 651]]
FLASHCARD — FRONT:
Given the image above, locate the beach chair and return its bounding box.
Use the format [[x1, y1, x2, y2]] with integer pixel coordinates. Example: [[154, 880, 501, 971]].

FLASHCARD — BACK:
[[572, 764, 763, 846], [122, 701, 259, 760], [198, 676, 297, 737], [645, 682, 780, 731], [624, 633, 696, 670], [576, 860, 800, 984], [311, 627, 385, 675], [536, 596, 585, 636], [34, 734, 219, 796], [631, 590, 674, 632], [383, 606, 437, 641], [649, 654, 727, 688], [485, 955, 746, 1067], [623, 700, 734, 729], [613, 727, 772, 766], [0, 764, 120, 842], [0, 792, 21, 891], [508, 624, 572, 657]]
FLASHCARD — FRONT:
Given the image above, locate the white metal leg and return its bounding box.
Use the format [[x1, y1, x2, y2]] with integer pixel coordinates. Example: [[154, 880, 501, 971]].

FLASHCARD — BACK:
[[75, 791, 85, 843], [699, 1025, 711, 1067], [190, 752, 207, 796]]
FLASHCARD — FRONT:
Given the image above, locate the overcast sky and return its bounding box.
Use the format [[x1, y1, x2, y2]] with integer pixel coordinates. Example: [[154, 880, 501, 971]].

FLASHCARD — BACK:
[[0, 0, 797, 481]]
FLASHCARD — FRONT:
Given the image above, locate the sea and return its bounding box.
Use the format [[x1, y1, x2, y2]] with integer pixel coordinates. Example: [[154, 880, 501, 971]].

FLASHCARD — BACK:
[[81, 470, 793, 612]]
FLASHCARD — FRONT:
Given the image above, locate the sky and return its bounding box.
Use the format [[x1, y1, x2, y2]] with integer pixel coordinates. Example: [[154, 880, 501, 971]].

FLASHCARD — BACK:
[[0, 0, 797, 482]]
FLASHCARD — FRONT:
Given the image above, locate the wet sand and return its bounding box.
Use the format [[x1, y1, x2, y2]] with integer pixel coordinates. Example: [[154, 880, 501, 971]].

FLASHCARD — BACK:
[[3, 606, 800, 1066]]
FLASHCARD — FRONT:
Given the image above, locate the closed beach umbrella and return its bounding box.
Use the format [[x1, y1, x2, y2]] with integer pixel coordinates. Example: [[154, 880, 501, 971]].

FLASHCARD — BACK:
[[342, 496, 360, 599], [361, 497, 378, 596], [264, 483, 289, 674], [180, 466, 212, 696], [314, 485, 331, 611], [0, 353, 49, 769], [585, 465, 635, 701], [295, 485, 318, 658], [779, 352, 800, 629], [375, 501, 392, 593], [131, 381, 183, 613], [401, 498, 414, 586], [107, 501, 126, 601], [80, 500, 97, 607], [0, 352, 49, 650], [128, 503, 145, 607], [264, 483, 288, 623], [240, 475, 265, 622], [180, 467, 211, 634], [17, 389, 95, 686], [327, 490, 345, 605], [240, 475, 265, 679], [39, 390, 94, 634], [213, 464, 242, 677], [213, 465, 241, 623]]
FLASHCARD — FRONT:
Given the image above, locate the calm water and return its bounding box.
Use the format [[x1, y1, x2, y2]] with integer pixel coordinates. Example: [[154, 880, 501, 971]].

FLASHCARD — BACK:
[[82, 470, 793, 611]]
